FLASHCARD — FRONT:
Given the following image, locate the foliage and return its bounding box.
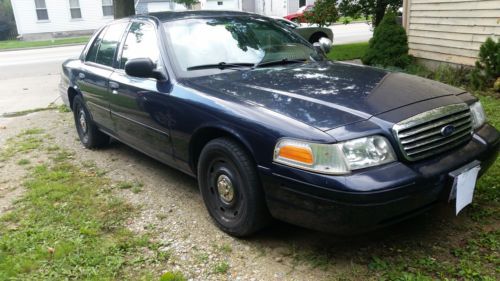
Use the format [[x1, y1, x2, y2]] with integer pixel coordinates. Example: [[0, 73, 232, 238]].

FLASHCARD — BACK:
[[338, 0, 402, 27], [327, 41, 369, 61], [0, 36, 89, 50], [362, 12, 410, 67], [174, 0, 199, 9], [470, 37, 500, 91], [304, 0, 339, 27], [160, 271, 187, 281], [0, 0, 16, 39]]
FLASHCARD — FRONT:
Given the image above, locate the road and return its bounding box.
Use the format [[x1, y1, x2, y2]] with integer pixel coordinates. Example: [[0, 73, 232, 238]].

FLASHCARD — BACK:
[[329, 22, 372, 44], [0, 45, 84, 116], [0, 22, 372, 116]]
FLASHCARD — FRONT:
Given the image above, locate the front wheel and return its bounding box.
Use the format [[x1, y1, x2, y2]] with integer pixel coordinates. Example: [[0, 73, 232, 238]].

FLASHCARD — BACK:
[[197, 138, 271, 237], [72, 95, 109, 149]]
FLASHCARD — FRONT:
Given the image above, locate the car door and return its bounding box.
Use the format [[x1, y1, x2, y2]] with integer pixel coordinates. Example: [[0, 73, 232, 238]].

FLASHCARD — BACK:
[[109, 21, 174, 162], [77, 21, 129, 131]]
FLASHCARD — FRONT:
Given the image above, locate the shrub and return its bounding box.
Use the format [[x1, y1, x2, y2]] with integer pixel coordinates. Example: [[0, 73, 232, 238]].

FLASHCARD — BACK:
[[304, 0, 339, 27], [470, 37, 500, 91], [362, 12, 411, 68]]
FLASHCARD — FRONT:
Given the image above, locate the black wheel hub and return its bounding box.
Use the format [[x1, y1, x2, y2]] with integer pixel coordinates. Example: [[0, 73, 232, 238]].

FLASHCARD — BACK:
[[207, 158, 244, 223]]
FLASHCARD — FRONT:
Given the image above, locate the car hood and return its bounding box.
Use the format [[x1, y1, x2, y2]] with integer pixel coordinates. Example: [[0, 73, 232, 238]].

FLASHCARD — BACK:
[[183, 61, 465, 131]]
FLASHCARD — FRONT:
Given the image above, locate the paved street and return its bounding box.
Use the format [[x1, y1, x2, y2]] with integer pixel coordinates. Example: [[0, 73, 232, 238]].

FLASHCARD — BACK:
[[329, 22, 372, 44], [0, 45, 84, 117]]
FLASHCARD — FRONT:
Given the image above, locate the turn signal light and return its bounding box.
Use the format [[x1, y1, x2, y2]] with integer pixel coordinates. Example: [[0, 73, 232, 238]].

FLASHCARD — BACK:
[[278, 145, 314, 165]]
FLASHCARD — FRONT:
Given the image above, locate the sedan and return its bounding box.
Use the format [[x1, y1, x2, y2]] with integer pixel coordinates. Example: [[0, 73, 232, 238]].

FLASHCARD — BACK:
[[272, 17, 333, 43], [284, 4, 314, 23], [60, 11, 499, 237]]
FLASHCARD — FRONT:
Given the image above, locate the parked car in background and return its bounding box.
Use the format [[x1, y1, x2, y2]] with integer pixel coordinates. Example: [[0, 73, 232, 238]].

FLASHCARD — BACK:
[[60, 11, 499, 237], [272, 17, 333, 43], [284, 4, 314, 23]]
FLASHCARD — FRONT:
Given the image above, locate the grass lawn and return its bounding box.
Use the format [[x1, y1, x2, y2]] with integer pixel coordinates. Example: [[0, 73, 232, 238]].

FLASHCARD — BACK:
[[327, 41, 369, 61], [0, 36, 89, 50]]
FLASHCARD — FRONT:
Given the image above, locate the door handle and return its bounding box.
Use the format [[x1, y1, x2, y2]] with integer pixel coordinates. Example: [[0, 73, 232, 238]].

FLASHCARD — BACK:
[[78, 73, 85, 79], [109, 81, 119, 94]]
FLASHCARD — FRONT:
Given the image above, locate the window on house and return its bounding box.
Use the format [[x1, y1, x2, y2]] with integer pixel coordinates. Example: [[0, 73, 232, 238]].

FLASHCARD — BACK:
[[102, 0, 113, 17], [69, 0, 82, 19], [34, 0, 48, 21], [217, 1, 223, 5]]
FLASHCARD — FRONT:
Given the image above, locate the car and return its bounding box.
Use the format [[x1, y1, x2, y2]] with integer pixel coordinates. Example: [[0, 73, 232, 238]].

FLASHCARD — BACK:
[[60, 11, 499, 237], [272, 17, 333, 44], [284, 4, 314, 23]]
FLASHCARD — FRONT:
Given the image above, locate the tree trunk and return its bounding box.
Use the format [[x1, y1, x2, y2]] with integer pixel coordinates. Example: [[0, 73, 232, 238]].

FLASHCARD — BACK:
[[113, 0, 135, 19], [373, 0, 388, 27]]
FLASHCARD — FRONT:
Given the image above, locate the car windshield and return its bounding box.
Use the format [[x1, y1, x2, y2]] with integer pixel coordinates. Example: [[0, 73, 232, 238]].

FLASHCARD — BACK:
[[162, 16, 322, 77]]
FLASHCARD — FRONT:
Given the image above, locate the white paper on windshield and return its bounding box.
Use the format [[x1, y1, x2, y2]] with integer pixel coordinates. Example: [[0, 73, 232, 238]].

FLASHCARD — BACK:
[[450, 165, 481, 215]]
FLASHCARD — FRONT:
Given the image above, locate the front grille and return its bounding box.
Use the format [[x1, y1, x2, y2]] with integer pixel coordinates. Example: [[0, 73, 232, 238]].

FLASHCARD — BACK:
[[392, 103, 473, 161]]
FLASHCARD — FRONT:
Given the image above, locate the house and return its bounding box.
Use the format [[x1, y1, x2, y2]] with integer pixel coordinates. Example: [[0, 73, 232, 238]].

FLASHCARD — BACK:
[[200, 0, 315, 17], [10, 0, 313, 40], [402, 0, 500, 67], [10, 0, 182, 40]]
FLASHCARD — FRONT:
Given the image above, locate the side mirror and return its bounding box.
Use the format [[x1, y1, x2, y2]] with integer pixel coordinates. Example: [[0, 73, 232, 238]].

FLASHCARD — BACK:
[[313, 37, 333, 54], [125, 58, 163, 79]]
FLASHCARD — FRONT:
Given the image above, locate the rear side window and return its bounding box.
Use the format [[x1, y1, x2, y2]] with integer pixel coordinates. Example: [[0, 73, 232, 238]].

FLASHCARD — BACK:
[[119, 22, 160, 69], [86, 28, 106, 62], [94, 22, 128, 67]]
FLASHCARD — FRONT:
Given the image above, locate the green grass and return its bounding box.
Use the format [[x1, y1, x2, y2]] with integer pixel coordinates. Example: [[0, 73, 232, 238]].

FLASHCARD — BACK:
[[213, 261, 230, 274], [0, 36, 89, 50], [337, 16, 371, 24], [0, 132, 168, 280], [327, 42, 369, 61]]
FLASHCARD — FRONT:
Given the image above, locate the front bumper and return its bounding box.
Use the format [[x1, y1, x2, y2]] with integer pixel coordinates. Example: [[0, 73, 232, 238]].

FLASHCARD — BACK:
[[259, 124, 499, 233]]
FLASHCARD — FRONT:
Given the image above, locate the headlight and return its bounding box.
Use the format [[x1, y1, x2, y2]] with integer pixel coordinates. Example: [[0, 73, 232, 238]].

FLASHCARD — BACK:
[[469, 101, 486, 129], [273, 136, 396, 175]]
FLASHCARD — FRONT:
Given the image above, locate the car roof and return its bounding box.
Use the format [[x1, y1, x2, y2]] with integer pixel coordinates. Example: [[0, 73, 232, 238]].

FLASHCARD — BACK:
[[142, 10, 259, 22]]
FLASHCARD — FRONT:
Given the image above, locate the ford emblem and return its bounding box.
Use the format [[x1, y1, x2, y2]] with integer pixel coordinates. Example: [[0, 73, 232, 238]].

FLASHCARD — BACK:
[[440, 125, 456, 137]]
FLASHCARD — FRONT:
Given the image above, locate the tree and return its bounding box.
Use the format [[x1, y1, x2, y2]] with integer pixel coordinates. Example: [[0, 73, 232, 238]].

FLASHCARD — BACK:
[[113, 0, 135, 19], [304, 0, 339, 27], [174, 0, 199, 9], [338, 0, 402, 27], [362, 12, 410, 67], [0, 0, 17, 39], [470, 38, 500, 91]]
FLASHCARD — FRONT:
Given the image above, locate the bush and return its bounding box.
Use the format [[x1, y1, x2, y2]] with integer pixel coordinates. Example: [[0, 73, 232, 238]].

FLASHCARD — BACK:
[[362, 12, 411, 68], [304, 0, 339, 27], [470, 37, 500, 91]]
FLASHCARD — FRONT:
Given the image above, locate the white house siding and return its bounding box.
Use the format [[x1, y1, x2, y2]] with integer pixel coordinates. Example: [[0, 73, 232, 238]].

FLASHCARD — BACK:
[[146, 2, 186, 12], [404, 0, 500, 66], [11, 0, 114, 36], [203, 0, 240, 10]]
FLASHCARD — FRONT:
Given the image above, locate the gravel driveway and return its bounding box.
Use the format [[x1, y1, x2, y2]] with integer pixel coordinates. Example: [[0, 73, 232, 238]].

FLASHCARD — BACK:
[[1, 109, 494, 281]]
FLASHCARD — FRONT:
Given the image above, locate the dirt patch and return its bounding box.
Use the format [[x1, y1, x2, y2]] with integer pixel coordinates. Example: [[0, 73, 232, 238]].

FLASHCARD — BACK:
[[0, 110, 498, 280]]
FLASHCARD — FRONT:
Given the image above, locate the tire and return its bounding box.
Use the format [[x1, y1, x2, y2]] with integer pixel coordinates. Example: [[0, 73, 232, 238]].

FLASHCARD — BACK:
[[197, 138, 271, 237], [72, 95, 109, 149], [309, 32, 327, 44]]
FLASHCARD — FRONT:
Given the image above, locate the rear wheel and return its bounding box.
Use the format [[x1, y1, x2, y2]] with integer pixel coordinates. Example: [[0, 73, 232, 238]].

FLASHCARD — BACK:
[[72, 95, 109, 148], [309, 32, 328, 44], [197, 138, 270, 237]]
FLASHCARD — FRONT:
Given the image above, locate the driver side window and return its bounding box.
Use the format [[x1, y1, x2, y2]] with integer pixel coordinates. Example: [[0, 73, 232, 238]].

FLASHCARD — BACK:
[[119, 22, 160, 69]]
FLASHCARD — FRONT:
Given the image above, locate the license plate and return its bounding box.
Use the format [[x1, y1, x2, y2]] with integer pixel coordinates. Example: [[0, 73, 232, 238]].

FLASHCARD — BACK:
[[449, 161, 481, 215]]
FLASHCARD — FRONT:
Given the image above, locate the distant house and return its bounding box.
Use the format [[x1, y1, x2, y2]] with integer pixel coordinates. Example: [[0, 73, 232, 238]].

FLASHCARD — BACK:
[[11, 0, 314, 40], [200, 0, 315, 17], [10, 0, 181, 40], [402, 0, 500, 67]]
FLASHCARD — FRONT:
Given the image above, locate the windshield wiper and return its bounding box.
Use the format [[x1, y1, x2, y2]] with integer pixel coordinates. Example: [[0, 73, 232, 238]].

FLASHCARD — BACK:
[[186, 62, 254, 71], [254, 58, 307, 68]]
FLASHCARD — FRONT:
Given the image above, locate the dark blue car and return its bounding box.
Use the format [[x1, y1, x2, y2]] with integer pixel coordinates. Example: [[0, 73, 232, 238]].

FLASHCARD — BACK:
[[60, 11, 499, 237]]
